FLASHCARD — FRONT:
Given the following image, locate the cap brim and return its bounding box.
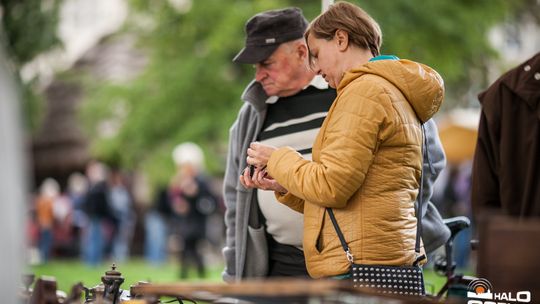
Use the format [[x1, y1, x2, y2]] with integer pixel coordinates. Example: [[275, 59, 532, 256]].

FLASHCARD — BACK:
[[232, 44, 279, 64]]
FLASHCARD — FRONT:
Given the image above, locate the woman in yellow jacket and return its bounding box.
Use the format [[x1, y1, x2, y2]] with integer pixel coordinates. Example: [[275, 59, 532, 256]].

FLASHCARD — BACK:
[[241, 1, 444, 279]]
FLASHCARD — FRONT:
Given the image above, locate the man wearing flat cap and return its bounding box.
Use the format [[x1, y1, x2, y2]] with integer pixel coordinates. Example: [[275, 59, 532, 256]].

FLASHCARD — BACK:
[[222, 7, 450, 282], [222, 7, 335, 282]]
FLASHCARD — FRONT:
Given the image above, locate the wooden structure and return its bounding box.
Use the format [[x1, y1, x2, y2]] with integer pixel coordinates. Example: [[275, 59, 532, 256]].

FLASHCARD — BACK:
[[129, 279, 436, 304], [31, 35, 146, 189], [32, 81, 90, 188], [477, 214, 540, 297]]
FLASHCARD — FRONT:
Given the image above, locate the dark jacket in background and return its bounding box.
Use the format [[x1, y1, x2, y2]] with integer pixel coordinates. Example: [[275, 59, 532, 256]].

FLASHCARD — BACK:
[[83, 181, 111, 218], [155, 187, 174, 217], [472, 52, 540, 217], [177, 176, 217, 240]]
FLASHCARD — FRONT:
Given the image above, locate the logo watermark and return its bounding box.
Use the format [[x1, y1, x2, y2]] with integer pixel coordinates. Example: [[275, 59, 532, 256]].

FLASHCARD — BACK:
[[467, 278, 532, 304]]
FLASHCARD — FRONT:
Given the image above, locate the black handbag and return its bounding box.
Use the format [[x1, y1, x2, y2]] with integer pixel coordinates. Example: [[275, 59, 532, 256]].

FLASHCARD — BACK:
[[326, 126, 432, 296]]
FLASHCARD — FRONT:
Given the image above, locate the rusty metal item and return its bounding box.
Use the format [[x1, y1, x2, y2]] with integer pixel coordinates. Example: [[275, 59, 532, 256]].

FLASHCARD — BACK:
[[65, 282, 85, 304], [84, 283, 109, 304], [30, 276, 60, 304]]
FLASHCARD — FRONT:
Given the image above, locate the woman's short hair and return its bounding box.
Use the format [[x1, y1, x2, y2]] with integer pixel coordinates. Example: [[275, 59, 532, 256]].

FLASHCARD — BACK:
[[305, 1, 382, 57]]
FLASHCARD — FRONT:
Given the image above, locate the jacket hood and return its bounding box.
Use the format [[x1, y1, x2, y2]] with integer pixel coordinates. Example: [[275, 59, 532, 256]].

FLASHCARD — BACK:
[[338, 59, 444, 123], [479, 52, 539, 112]]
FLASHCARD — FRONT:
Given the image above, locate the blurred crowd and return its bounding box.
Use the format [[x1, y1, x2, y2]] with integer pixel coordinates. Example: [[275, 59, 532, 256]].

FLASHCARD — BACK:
[[432, 161, 474, 269], [26, 143, 224, 278]]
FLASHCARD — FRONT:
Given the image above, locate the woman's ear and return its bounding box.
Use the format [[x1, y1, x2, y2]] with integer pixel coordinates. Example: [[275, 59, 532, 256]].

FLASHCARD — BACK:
[[335, 29, 349, 51]]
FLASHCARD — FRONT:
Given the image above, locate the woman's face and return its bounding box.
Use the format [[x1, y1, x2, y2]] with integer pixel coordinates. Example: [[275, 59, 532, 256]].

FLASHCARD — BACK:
[[307, 34, 341, 88]]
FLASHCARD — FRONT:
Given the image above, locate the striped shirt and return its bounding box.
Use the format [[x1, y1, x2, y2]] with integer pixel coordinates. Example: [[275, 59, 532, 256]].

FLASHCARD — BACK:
[[257, 76, 336, 248]]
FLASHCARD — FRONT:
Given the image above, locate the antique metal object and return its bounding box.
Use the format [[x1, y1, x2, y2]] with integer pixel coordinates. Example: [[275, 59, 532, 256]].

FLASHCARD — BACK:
[[101, 263, 125, 303], [30, 276, 60, 304], [85, 264, 125, 304]]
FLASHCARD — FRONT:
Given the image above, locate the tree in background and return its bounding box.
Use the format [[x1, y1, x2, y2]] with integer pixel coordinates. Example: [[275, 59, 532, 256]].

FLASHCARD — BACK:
[[78, 0, 533, 188], [81, 0, 290, 186], [0, 0, 63, 129]]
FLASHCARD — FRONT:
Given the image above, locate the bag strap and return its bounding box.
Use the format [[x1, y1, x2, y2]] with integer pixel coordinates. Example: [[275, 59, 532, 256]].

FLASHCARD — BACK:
[[327, 125, 429, 266], [327, 208, 354, 263], [415, 125, 428, 254]]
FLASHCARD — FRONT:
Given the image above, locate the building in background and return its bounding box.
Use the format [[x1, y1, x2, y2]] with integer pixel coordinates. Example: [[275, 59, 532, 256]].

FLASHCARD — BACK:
[[27, 0, 134, 187]]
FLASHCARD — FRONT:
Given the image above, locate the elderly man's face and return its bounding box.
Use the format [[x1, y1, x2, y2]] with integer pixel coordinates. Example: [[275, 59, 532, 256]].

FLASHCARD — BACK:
[[254, 43, 307, 97]]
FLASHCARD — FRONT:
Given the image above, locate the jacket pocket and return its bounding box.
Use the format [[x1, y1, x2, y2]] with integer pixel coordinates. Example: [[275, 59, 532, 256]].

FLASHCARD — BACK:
[[244, 225, 268, 277], [311, 209, 326, 255], [222, 245, 236, 282]]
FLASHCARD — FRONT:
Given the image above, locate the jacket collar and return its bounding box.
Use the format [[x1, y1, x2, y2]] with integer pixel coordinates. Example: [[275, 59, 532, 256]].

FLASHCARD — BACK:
[[241, 80, 268, 112]]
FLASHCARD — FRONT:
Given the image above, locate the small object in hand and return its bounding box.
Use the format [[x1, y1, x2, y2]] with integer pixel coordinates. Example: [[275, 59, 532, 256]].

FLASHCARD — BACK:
[[249, 165, 267, 178]]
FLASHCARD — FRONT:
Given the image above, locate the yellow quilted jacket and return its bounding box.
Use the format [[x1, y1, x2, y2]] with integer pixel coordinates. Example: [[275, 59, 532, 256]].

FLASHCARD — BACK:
[[267, 59, 444, 278]]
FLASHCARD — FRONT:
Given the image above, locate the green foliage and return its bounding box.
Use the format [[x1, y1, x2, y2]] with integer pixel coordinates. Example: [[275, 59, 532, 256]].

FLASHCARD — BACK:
[[19, 77, 44, 130], [80, 0, 528, 189], [82, 0, 290, 187], [0, 0, 63, 130], [0, 0, 62, 65], [350, 0, 521, 105]]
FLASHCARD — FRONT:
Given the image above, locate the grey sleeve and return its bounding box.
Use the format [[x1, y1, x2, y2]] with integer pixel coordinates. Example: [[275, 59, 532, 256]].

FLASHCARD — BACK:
[[420, 119, 451, 254], [222, 118, 241, 282]]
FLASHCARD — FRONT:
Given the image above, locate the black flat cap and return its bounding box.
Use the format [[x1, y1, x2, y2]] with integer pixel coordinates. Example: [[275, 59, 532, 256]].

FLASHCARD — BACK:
[[233, 7, 308, 64]]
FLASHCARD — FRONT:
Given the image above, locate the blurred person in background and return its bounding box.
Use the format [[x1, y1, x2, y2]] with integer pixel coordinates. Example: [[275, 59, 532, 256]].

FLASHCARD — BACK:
[[144, 183, 175, 265], [67, 172, 89, 257], [439, 162, 473, 269], [171, 142, 217, 279], [82, 161, 111, 266], [35, 178, 60, 263], [223, 6, 449, 282], [52, 186, 75, 257], [109, 168, 136, 262]]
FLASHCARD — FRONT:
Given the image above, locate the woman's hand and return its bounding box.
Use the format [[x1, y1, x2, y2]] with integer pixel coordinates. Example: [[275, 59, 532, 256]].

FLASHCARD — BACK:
[[239, 165, 288, 194], [246, 142, 277, 168]]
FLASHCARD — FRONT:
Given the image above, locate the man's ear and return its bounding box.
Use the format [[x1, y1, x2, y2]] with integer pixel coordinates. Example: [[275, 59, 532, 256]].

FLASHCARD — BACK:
[[297, 43, 309, 61], [335, 29, 349, 52]]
